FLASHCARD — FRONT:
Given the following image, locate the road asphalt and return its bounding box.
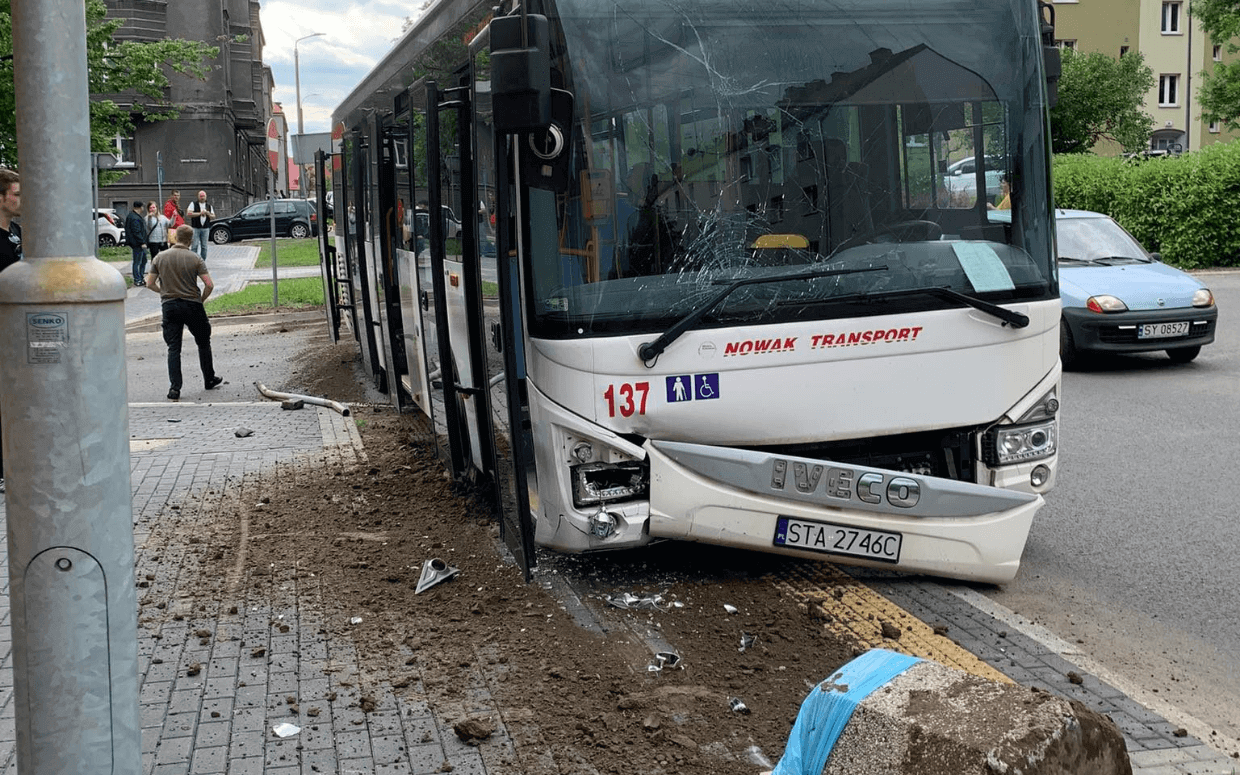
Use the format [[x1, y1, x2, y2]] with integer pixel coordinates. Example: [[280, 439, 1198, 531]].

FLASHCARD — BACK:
[[0, 245, 1231, 773]]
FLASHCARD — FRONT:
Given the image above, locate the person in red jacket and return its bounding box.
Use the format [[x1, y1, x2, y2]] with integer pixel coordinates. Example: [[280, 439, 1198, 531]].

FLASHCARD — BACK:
[[163, 190, 185, 228]]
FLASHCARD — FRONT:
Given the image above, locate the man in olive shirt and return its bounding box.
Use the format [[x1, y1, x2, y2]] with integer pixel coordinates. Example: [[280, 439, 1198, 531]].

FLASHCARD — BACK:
[[145, 224, 224, 400]]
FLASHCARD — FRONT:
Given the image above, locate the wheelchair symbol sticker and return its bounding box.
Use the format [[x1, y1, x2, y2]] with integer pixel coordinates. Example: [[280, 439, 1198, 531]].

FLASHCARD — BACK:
[[696, 373, 719, 400]]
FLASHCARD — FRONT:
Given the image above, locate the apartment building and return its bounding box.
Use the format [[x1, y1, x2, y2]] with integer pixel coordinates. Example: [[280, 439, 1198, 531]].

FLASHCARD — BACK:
[[96, 0, 275, 216], [1052, 0, 1237, 152]]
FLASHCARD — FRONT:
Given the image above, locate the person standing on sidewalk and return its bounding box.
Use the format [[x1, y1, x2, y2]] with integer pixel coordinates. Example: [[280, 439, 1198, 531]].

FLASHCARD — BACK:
[[124, 200, 149, 286], [186, 190, 215, 261], [163, 190, 185, 229], [144, 224, 224, 400], [0, 168, 20, 493], [145, 200, 170, 257]]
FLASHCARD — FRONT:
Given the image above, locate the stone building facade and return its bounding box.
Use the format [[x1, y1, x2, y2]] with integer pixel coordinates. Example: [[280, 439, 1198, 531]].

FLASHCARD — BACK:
[[98, 0, 274, 218]]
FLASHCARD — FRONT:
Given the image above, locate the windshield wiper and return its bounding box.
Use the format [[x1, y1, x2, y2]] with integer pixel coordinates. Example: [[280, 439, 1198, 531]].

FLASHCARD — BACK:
[[778, 285, 1030, 329], [1057, 256, 1100, 265], [637, 264, 889, 365], [1090, 255, 1151, 265]]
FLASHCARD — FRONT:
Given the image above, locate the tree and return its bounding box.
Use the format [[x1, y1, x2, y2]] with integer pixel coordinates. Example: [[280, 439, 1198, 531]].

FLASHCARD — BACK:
[[0, 0, 218, 167], [1050, 48, 1156, 154], [1196, 0, 1240, 131]]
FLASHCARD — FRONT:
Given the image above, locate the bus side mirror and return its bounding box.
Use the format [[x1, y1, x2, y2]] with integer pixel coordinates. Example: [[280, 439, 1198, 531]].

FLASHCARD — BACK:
[[1043, 45, 1061, 108], [490, 14, 552, 132]]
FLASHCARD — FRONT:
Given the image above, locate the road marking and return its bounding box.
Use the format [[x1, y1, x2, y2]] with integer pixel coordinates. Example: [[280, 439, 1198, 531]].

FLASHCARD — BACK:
[[942, 583, 1240, 759], [771, 563, 1011, 683]]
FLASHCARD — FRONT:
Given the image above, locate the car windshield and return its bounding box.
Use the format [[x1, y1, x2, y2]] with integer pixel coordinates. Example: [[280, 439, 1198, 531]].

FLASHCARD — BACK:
[[1056, 215, 1151, 264]]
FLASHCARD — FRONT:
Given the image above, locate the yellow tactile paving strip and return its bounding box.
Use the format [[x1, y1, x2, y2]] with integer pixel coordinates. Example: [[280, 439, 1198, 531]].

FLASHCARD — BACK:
[[768, 562, 1013, 684]]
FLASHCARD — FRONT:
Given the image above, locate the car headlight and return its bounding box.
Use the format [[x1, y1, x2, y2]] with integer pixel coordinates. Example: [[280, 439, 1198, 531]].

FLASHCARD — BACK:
[[1193, 288, 1215, 308], [570, 461, 649, 507], [982, 420, 1057, 466], [1086, 295, 1127, 313]]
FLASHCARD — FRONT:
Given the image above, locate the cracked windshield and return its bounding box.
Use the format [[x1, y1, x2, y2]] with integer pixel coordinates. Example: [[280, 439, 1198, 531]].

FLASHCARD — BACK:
[[525, 0, 1056, 339]]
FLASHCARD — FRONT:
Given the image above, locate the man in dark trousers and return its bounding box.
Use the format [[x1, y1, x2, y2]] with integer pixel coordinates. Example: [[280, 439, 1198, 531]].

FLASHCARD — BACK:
[[0, 168, 20, 493], [145, 224, 224, 400], [124, 200, 149, 286]]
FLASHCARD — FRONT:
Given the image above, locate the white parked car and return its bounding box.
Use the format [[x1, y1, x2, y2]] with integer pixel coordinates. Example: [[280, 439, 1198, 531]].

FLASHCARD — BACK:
[[93, 211, 123, 246], [942, 155, 1004, 202]]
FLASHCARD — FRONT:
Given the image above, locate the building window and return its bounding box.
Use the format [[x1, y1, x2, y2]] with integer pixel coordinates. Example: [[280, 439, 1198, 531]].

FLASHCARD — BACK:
[[1120, 45, 1130, 57], [1159, 75, 1180, 106], [1162, 2, 1181, 33], [1209, 121, 1221, 133], [1057, 40, 1077, 50], [112, 133, 135, 165], [1214, 44, 1223, 61]]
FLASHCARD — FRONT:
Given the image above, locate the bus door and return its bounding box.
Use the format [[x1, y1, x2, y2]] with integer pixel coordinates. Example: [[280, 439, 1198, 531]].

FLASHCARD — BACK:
[[342, 132, 385, 389], [373, 113, 414, 408], [315, 149, 344, 344], [472, 34, 541, 579], [410, 81, 490, 482], [389, 106, 431, 416]]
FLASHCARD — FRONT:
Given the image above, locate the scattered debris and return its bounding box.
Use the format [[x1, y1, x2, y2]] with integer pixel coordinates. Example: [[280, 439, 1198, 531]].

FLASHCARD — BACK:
[[1067, 671, 1084, 685], [235, 427, 254, 438], [167, 418, 181, 423], [647, 651, 683, 672], [272, 723, 300, 738], [729, 697, 750, 714], [186, 663, 202, 677], [723, 604, 738, 614], [1173, 728, 1188, 738], [738, 633, 756, 652], [746, 745, 773, 768], [415, 558, 461, 594], [349, 617, 363, 625], [281, 399, 305, 411], [880, 621, 902, 640], [603, 592, 665, 610], [453, 716, 495, 744]]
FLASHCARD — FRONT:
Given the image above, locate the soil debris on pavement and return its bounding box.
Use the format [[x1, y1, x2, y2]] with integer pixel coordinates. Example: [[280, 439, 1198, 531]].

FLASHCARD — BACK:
[[134, 333, 1029, 775]]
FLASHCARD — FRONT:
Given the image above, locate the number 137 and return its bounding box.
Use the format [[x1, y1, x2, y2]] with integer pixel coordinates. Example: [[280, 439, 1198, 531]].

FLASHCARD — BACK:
[[603, 382, 649, 417]]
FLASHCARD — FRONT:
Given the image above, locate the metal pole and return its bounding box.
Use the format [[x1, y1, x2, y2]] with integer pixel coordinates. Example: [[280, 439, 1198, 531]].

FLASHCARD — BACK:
[[270, 168, 279, 306], [294, 33, 324, 201], [295, 43, 302, 199], [0, 1, 140, 773]]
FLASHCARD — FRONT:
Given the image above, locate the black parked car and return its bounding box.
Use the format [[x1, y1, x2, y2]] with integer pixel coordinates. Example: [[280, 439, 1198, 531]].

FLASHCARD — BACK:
[[209, 199, 319, 244]]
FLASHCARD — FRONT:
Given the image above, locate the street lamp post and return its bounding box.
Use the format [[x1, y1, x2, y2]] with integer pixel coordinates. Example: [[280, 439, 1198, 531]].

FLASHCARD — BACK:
[[294, 32, 325, 199]]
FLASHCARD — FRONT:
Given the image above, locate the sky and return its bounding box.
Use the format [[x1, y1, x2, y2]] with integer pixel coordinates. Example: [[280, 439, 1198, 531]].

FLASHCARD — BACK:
[[259, 0, 425, 136]]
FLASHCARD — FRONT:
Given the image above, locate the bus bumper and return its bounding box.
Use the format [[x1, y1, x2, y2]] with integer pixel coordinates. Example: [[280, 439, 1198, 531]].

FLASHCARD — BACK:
[[645, 440, 1042, 584]]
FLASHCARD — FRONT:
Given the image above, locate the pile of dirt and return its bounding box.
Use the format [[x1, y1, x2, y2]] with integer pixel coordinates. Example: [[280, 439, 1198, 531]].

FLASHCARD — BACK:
[[169, 339, 940, 773]]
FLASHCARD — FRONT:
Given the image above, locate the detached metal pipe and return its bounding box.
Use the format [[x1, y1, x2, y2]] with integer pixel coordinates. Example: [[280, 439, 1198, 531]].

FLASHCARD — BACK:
[[255, 381, 351, 416]]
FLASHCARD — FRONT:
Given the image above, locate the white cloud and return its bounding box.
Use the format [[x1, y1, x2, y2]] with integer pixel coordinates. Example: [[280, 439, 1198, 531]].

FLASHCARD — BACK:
[[258, 0, 424, 133]]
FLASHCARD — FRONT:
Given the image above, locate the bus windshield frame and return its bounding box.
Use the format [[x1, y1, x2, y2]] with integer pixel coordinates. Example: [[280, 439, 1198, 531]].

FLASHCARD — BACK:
[[520, 0, 1057, 340]]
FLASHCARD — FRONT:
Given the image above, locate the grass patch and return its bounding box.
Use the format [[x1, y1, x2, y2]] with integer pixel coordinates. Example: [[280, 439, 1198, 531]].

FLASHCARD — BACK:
[[251, 238, 322, 268], [205, 277, 324, 315]]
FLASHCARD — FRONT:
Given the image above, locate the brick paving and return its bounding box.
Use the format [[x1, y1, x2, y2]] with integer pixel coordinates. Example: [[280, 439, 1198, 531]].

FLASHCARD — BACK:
[[0, 399, 519, 774]]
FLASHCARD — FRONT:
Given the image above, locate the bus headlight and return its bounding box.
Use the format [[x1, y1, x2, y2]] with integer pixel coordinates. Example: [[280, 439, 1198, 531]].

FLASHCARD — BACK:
[[982, 420, 1057, 465], [571, 461, 649, 507]]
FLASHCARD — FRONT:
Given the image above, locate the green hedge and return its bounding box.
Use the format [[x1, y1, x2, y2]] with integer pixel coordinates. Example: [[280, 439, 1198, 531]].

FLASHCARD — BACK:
[[1053, 143, 1240, 269]]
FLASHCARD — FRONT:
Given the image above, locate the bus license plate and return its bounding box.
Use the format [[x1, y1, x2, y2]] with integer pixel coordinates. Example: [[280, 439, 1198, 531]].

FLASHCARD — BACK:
[[773, 516, 902, 563], [1138, 321, 1189, 339]]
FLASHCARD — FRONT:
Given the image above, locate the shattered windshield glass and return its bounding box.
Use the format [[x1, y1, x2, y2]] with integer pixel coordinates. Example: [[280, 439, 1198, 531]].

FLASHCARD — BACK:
[[525, 0, 1055, 338]]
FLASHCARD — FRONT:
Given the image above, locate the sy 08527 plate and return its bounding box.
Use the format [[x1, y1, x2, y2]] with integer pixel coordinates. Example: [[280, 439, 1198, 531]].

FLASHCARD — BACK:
[[773, 516, 902, 563], [1138, 321, 1189, 339]]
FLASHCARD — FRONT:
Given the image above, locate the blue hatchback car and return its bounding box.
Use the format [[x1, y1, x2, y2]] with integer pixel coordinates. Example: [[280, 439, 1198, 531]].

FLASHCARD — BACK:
[[1054, 209, 1217, 367]]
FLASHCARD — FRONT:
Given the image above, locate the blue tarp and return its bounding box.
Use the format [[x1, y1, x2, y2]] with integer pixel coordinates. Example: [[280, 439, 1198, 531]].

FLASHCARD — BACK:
[[772, 649, 923, 775]]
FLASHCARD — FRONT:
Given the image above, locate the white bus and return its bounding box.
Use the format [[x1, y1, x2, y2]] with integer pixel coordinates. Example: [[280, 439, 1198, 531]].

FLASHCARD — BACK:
[[316, 0, 1063, 584]]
